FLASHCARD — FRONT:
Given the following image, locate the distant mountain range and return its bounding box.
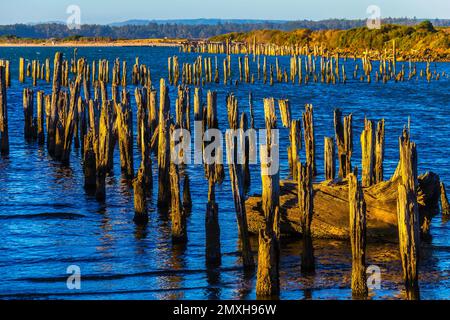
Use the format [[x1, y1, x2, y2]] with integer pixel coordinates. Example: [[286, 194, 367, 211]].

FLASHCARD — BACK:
[[0, 18, 448, 40]]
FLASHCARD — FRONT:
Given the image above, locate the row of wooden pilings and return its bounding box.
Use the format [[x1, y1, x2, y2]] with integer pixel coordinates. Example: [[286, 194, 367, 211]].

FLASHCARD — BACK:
[[179, 39, 444, 84], [1, 52, 450, 299], [169, 54, 443, 87]]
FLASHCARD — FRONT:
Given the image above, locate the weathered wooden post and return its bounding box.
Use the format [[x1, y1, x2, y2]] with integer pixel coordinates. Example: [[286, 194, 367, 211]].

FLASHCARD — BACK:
[[95, 101, 112, 201], [303, 104, 317, 176], [288, 120, 301, 179], [0, 66, 8, 155], [133, 167, 148, 225], [348, 168, 368, 298], [324, 136, 335, 180], [157, 79, 171, 209], [61, 75, 82, 163], [45, 58, 50, 83], [83, 131, 97, 191], [240, 112, 251, 191], [205, 90, 223, 267], [226, 130, 255, 269], [19, 58, 25, 83], [256, 97, 280, 298], [440, 182, 450, 216], [361, 118, 375, 187], [115, 91, 134, 179], [397, 129, 420, 299], [375, 119, 385, 184], [256, 229, 279, 298], [23, 88, 35, 141], [170, 125, 187, 243], [298, 161, 315, 273], [278, 99, 291, 128], [334, 109, 353, 178], [36, 91, 45, 144], [48, 53, 62, 156]]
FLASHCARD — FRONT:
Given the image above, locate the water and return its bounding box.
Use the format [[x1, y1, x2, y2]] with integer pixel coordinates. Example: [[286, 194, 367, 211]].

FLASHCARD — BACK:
[[0, 46, 449, 300]]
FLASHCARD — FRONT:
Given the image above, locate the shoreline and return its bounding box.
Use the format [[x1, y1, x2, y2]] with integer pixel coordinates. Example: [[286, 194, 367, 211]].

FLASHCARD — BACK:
[[1, 39, 449, 62], [0, 39, 183, 48]]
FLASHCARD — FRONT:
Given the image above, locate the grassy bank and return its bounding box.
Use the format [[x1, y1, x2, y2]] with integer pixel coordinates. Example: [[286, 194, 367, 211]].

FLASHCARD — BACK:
[[210, 21, 450, 60]]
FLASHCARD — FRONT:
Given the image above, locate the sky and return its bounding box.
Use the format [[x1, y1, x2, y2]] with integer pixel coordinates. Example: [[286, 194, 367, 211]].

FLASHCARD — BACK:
[[0, 0, 449, 25]]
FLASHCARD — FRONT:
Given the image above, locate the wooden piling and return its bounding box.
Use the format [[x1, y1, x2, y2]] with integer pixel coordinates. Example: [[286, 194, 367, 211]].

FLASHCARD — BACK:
[[115, 91, 134, 179], [36, 91, 45, 144], [397, 130, 420, 299], [348, 168, 368, 298], [361, 118, 375, 187], [157, 79, 171, 209], [226, 131, 255, 269], [23, 88, 35, 141], [298, 161, 315, 273], [256, 97, 280, 297], [278, 99, 291, 128], [303, 104, 317, 176], [440, 182, 450, 216], [133, 166, 148, 225], [95, 101, 112, 201], [170, 125, 187, 243], [61, 74, 82, 163], [48, 53, 63, 156], [324, 136, 335, 180], [0, 66, 8, 155], [375, 119, 385, 184], [205, 178, 221, 267], [83, 130, 97, 191], [288, 120, 301, 179], [334, 109, 353, 178], [256, 229, 280, 297], [19, 58, 25, 83]]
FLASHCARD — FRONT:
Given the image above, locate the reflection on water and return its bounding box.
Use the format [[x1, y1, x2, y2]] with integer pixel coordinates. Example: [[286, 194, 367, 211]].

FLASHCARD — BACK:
[[0, 46, 449, 300]]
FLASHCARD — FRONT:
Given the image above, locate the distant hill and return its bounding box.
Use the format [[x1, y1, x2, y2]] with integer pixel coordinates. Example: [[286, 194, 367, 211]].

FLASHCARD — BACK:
[[0, 18, 449, 40], [110, 19, 288, 27]]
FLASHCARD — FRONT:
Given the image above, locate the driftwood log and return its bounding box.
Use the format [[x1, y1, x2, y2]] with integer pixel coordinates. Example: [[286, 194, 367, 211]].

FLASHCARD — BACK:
[[246, 171, 440, 241]]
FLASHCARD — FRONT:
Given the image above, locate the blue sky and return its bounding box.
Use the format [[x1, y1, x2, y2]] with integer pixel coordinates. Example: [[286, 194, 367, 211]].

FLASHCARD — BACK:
[[0, 0, 449, 24]]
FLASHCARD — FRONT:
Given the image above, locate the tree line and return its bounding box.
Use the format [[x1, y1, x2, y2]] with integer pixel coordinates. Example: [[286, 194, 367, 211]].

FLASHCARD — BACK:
[[0, 18, 448, 40]]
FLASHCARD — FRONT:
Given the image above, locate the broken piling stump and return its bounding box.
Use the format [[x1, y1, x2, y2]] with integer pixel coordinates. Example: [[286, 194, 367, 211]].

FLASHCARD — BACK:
[[133, 166, 148, 225], [396, 130, 420, 299]]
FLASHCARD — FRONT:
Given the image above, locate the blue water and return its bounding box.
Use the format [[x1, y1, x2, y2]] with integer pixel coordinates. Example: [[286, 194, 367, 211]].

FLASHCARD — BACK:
[[0, 46, 449, 300]]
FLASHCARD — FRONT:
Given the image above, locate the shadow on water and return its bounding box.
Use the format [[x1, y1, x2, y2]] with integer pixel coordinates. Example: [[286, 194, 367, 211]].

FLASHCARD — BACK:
[[162, 242, 187, 300]]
